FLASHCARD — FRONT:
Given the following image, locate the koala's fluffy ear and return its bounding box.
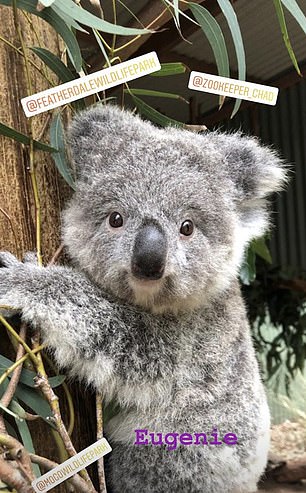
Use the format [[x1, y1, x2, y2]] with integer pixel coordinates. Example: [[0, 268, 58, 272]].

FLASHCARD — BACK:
[[68, 104, 142, 179], [212, 132, 288, 240]]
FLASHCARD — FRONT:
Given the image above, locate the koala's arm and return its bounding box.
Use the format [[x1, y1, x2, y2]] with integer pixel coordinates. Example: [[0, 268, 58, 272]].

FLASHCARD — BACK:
[[0, 253, 169, 399]]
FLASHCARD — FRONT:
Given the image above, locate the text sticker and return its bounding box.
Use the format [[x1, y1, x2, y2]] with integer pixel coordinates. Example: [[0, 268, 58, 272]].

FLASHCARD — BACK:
[[21, 52, 161, 117], [188, 71, 278, 106], [32, 437, 111, 492]]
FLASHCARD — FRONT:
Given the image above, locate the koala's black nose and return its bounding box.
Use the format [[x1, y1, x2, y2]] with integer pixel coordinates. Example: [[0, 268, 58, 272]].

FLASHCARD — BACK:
[[132, 224, 167, 280]]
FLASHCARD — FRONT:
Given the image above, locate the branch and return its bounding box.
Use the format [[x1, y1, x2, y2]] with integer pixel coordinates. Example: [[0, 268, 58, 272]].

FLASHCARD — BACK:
[[96, 393, 107, 493], [0, 433, 35, 483], [0, 316, 40, 366], [0, 457, 33, 493], [115, 0, 205, 59], [0, 323, 26, 409], [48, 243, 64, 266], [0, 344, 44, 389], [88, 0, 170, 70], [34, 374, 96, 492]]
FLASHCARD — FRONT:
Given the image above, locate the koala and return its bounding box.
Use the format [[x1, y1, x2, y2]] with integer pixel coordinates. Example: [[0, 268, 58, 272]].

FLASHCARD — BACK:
[[0, 104, 286, 493]]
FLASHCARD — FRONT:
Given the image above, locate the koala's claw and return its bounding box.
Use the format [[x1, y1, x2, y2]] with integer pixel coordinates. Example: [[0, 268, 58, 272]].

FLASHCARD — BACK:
[[0, 252, 21, 268]]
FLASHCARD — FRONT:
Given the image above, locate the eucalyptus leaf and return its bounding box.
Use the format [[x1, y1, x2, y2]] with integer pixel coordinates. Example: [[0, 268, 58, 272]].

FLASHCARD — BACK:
[[30, 47, 76, 83], [189, 3, 230, 80], [252, 237, 272, 264], [10, 400, 41, 477], [150, 62, 188, 77], [0, 122, 57, 153], [215, 0, 246, 117], [240, 245, 256, 285], [93, 28, 111, 67], [273, 0, 301, 75], [51, 3, 89, 33], [125, 88, 188, 102], [0, 0, 82, 72], [39, 0, 56, 6], [53, 0, 152, 35], [0, 354, 66, 388], [281, 0, 306, 35], [173, 0, 180, 29], [3, 419, 18, 439], [164, 0, 199, 26], [50, 112, 76, 190], [0, 401, 22, 420], [13, 382, 53, 422], [131, 95, 184, 128]]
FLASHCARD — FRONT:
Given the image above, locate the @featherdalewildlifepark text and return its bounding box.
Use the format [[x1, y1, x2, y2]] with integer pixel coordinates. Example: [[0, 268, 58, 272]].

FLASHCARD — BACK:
[[134, 429, 238, 451]]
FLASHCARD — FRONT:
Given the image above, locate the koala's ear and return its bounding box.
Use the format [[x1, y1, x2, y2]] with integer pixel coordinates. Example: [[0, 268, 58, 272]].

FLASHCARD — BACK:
[[67, 104, 142, 179], [212, 132, 288, 239]]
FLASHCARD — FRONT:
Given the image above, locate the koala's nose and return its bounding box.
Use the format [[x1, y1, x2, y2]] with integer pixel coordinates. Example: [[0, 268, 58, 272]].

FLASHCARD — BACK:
[[132, 224, 167, 280]]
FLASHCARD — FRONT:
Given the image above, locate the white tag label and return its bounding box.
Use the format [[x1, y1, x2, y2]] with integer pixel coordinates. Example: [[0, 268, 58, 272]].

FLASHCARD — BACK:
[[188, 71, 278, 106], [32, 437, 112, 492], [21, 52, 161, 117]]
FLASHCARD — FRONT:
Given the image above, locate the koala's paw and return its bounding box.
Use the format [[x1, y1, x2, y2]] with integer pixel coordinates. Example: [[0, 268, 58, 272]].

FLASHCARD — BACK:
[[0, 252, 34, 316]]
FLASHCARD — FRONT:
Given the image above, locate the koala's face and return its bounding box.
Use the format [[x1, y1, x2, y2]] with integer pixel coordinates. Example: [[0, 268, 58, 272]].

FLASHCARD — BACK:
[[63, 106, 286, 314]]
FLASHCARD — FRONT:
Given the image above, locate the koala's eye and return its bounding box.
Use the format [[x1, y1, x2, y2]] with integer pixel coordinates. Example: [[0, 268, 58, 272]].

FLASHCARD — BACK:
[[109, 212, 123, 228], [180, 220, 194, 236]]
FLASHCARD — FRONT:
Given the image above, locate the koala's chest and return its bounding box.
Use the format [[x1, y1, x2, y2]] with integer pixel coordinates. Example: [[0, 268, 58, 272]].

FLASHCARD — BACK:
[[106, 312, 224, 383]]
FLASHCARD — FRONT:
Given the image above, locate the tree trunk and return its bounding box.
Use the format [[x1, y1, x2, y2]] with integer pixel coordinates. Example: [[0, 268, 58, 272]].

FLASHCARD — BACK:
[[0, 5, 68, 259], [0, 6, 97, 492]]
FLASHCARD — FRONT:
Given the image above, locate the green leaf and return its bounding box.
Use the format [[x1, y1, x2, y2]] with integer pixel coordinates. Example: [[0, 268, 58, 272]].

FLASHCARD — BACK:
[[30, 47, 85, 110], [3, 419, 18, 439], [173, 0, 180, 30], [240, 245, 256, 285], [274, 0, 301, 75], [0, 354, 66, 388], [30, 47, 76, 83], [53, 0, 152, 35], [150, 62, 188, 77], [125, 88, 188, 102], [14, 383, 53, 422], [51, 3, 89, 33], [131, 95, 184, 128], [252, 237, 272, 264], [40, 0, 56, 6], [215, 0, 246, 117], [0, 401, 22, 420], [164, 0, 199, 26], [188, 0, 227, 110], [50, 112, 76, 190], [0, 122, 57, 153], [93, 28, 111, 67], [10, 400, 41, 477], [0, 0, 83, 72], [281, 0, 306, 35], [189, 3, 230, 80]]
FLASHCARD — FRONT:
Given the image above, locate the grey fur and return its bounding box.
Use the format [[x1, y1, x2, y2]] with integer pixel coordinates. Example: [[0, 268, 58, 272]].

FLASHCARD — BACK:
[[0, 104, 287, 493]]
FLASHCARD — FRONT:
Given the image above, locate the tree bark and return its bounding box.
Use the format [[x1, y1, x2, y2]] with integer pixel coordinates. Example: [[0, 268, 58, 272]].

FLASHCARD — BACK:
[[0, 5, 68, 260], [0, 6, 97, 492]]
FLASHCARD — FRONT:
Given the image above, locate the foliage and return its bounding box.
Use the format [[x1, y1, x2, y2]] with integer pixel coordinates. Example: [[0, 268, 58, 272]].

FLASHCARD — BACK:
[[243, 258, 306, 389], [0, 0, 305, 491]]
